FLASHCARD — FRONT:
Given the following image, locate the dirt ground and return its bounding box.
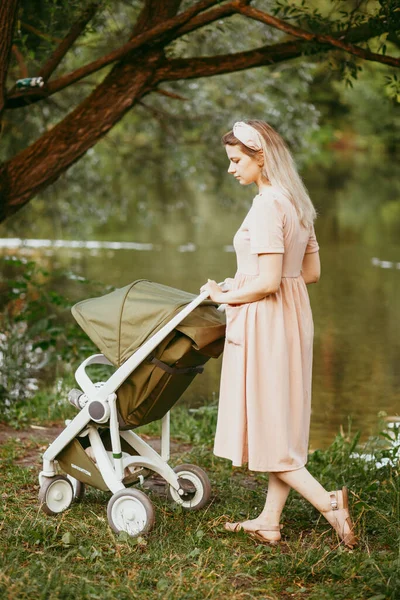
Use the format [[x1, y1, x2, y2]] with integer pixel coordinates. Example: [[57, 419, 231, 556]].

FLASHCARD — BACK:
[[0, 422, 194, 493], [0, 423, 261, 493]]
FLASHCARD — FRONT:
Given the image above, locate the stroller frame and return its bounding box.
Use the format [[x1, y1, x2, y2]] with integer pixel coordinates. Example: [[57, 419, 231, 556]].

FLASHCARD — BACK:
[[39, 289, 218, 532]]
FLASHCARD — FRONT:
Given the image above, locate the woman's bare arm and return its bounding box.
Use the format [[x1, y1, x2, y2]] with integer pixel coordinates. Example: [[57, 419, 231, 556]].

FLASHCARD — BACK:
[[204, 251, 320, 304], [301, 252, 321, 284]]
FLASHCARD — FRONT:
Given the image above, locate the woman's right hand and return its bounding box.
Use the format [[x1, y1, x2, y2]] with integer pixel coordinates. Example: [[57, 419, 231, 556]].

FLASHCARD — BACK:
[[221, 277, 234, 292]]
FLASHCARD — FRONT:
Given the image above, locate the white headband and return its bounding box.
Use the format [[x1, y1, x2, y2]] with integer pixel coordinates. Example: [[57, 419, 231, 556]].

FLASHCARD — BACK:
[[233, 121, 262, 151]]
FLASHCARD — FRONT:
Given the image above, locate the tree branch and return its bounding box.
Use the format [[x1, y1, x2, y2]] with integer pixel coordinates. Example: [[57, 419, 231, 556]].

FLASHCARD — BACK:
[[20, 21, 62, 44], [131, 0, 182, 36], [156, 87, 188, 100], [1, 51, 161, 219], [172, 0, 250, 38], [158, 13, 400, 84], [12, 45, 28, 78], [0, 2, 396, 222], [156, 7, 400, 84], [235, 4, 400, 68], [158, 41, 304, 82], [5, 0, 243, 107], [6, 2, 394, 111], [38, 2, 101, 81]]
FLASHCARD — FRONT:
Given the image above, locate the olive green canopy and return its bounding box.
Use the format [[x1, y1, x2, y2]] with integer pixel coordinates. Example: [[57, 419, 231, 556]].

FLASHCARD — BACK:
[[72, 280, 226, 367]]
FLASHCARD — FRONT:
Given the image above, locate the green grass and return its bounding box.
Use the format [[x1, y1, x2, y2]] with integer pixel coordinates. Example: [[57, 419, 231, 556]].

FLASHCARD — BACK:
[[0, 405, 399, 599]]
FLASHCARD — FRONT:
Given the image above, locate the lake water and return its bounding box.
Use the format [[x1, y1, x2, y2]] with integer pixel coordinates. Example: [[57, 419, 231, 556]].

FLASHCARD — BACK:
[[1, 151, 399, 449]]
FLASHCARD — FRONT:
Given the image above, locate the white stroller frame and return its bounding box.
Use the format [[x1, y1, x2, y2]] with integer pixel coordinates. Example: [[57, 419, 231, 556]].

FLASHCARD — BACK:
[[39, 289, 223, 535]]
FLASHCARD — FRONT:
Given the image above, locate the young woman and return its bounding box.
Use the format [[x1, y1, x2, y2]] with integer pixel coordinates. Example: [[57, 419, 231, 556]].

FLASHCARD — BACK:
[[201, 120, 357, 548]]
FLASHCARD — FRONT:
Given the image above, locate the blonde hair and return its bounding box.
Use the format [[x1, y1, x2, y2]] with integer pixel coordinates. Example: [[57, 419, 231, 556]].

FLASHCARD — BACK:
[[222, 119, 317, 228]]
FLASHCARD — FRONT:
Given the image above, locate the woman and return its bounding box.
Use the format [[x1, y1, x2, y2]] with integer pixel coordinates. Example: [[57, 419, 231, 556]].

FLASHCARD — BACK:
[[201, 120, 357, 548]]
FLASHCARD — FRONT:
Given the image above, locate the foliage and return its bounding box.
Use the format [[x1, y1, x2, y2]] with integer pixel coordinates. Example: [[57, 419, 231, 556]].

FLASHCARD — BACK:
[[336, 62, 400, 151], [0, 256, 110, 418], [0, 0, 398, 223], [269, 0, 400, 99], [1, 63, 323, 237], [1, 0, 398, 236]]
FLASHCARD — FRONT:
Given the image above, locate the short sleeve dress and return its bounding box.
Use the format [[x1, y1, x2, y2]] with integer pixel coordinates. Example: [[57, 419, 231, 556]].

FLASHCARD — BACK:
[[213, 186, 319, 472]]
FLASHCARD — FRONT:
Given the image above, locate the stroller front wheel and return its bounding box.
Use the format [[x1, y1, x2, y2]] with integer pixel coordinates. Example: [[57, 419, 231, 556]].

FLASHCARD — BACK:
[[38, 476, 74, 515], [107, 489, 155, 537], [167, 464, 211, 511]]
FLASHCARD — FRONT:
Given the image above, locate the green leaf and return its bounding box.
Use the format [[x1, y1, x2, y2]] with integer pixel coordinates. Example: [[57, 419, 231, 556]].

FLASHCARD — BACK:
[[195, 530, 204, 539], [156, 578, 170, 591], [61, 532, 75, 546]]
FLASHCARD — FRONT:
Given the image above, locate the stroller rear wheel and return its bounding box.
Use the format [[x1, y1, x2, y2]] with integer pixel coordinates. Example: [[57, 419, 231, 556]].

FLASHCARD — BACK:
[[167, 464, 211, 511], [38, 475, 74, 515], [107, 488, 155, 537]]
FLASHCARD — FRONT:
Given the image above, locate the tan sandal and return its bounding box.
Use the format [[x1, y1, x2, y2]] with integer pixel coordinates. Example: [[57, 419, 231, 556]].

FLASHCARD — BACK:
[[224, 522, 243, 533], [326, 486, 357, 548], [224, 521, 282, 544], [249, 525, 282, 545]]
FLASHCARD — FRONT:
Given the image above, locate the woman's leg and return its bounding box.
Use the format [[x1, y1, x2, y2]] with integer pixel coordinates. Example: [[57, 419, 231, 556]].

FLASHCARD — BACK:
[[274, 467, 330, 512], [225, 467, 356, 546], [258, 473, 291, 524], [225, 473, 291, 541], [275, 467, 357, 547]]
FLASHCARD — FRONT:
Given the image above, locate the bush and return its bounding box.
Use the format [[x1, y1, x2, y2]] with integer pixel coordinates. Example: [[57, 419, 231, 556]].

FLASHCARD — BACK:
[[0, 255, 110, 420]]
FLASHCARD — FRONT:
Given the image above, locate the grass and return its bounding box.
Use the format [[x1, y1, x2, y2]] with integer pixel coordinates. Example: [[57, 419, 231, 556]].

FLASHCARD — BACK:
[[0, 397, 399, 599]]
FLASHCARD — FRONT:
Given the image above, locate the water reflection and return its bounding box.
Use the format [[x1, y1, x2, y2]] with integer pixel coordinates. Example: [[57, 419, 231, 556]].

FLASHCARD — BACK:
[[0, 153, 399, 449], [0, 238, 155, 251]]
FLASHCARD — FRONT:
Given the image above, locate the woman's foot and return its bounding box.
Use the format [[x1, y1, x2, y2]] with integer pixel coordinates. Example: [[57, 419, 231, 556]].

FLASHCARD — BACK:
[[224, 518, 282, 544], [322, 486, 357, 548]]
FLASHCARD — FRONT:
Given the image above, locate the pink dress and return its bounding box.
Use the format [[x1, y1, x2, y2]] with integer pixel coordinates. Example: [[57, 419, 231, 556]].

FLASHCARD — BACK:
[[213, 186, 319, 472]]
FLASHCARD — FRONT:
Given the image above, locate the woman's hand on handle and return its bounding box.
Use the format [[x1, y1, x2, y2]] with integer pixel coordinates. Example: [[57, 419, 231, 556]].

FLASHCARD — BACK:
[[200, 279, 226, 303]]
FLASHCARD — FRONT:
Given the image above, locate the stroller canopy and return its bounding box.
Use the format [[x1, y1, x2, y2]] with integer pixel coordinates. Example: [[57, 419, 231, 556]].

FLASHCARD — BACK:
[[72, 280, 226, 366]]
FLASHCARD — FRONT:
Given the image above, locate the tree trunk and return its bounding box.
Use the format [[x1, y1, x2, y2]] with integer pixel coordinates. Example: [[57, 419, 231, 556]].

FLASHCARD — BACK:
[[0, 0, 183, 221], [0, 0, 19, 120], [0, 49, 164, 220]]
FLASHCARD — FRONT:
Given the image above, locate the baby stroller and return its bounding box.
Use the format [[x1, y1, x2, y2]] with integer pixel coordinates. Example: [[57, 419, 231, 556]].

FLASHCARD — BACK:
[[38, 280, 225, 537]]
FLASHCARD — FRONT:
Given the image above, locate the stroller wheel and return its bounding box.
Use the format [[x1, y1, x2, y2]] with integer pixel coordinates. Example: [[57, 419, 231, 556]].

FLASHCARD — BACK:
[[167, 464, 211, 511], [107, 489, 155, 537], [38, 476, 74, 516]]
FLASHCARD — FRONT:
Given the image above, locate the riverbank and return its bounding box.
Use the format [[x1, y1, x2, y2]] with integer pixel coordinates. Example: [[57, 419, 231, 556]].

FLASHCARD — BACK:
[[0, 406, 399, 600]]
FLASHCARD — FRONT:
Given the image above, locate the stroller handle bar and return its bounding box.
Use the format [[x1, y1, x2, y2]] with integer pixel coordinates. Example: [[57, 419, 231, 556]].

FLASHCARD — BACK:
[[75, 284, 224, 400]]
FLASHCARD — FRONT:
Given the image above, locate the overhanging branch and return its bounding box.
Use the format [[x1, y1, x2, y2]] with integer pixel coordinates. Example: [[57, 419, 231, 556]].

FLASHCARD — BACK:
[[5, 0, 246, 107], [4, 1, 397, 111], [172, 0, 246, 38], [235, 4, 400, 68], [0, 1, 397, 223], [158, 41, 305, 82]]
